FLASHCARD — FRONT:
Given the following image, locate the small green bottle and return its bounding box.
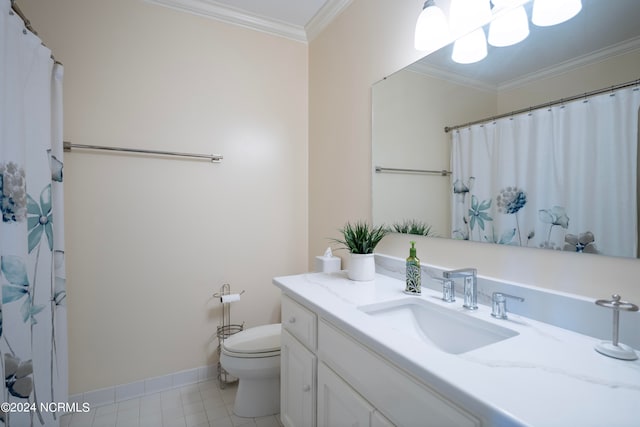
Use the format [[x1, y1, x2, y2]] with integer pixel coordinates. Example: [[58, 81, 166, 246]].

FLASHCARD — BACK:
[[405, 241, 421, 294]]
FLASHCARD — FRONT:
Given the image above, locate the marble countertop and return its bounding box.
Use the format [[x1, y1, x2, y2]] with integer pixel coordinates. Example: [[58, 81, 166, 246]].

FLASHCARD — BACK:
[[273, 267, 640, 427]]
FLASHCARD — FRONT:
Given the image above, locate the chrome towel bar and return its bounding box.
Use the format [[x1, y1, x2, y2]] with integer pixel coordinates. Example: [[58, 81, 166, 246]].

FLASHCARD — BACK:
[[63, 141, 223, 163], [375, 166, 451, 176]]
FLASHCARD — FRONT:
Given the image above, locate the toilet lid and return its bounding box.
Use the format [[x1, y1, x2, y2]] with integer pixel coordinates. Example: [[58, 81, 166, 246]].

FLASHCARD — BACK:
[[222, 323, 281, 354]]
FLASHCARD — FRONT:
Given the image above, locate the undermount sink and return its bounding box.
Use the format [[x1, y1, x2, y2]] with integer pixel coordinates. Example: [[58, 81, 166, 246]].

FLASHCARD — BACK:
[[358, 298, 519, 354]]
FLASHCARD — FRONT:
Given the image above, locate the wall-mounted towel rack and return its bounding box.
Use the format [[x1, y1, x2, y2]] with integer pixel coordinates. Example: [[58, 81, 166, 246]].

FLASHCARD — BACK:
[[63, 141, 223, 163], [375, 166, 451, 176]]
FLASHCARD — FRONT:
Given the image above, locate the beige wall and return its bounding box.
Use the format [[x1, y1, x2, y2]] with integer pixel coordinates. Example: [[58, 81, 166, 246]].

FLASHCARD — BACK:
[[309, 0, 426, 269], [309, 0, 640, 300], [498, 49, 640, 113], [20, 0, 308, 394]]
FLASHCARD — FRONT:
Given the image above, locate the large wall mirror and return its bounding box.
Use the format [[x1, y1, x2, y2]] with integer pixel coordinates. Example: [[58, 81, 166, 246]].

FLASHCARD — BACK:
[[372, 0, 640, 259]]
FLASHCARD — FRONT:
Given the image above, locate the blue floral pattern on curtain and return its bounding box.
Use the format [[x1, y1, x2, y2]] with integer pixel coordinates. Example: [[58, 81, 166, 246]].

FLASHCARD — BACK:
[[451, 86, 640, 258], [1, 1, 68, 425]]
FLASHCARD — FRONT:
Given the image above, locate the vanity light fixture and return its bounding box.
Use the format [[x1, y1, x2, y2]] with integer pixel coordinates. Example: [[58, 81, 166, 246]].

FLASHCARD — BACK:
[[452, 28, 488, 64], [449, 0, 492, 35], [450, 0, 492, 64], [418, 0, 582, 64], [414, 0, 450, 52], [532, 0, 582, 27], [488, 0, 530, 47]]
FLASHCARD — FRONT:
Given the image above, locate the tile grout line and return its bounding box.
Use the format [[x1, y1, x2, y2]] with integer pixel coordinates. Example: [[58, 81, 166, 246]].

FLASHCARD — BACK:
[[63, 379, 284, 427]]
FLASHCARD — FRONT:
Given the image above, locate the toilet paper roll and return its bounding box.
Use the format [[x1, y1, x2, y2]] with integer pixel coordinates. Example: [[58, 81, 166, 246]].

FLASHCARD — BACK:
[[221, 293, 241, 303]]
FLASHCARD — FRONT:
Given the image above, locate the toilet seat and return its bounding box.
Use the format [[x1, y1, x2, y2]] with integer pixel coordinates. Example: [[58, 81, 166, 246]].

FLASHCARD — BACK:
[[222, 323, 281, 358]]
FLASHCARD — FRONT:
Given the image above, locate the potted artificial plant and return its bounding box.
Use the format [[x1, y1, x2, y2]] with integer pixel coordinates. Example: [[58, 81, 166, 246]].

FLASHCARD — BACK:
[[332, 221, 388, 281], [391, 219, 437, 237]]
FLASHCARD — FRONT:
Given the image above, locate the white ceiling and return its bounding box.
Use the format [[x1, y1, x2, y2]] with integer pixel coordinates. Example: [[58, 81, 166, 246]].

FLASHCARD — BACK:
[[144, 0, 350, 42]]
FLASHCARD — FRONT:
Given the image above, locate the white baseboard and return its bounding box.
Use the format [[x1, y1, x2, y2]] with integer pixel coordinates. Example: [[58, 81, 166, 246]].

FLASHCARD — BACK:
[[68, 364, 218, 408]]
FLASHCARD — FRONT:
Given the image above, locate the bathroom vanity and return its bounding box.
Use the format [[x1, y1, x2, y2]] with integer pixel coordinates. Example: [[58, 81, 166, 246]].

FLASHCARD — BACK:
[[274, 255, 640, 427]]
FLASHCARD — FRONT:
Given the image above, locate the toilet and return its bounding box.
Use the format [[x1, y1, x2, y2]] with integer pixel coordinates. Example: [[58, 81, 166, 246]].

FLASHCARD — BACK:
[[219, 323, 282, 418]]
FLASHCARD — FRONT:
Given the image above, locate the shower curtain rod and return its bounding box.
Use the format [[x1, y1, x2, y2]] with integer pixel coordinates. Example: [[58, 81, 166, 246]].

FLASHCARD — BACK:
[[444, 78, 640, 133], [9, 1, 34, 34], [10, 0, 61, 64], [63, 141, 223, 163]]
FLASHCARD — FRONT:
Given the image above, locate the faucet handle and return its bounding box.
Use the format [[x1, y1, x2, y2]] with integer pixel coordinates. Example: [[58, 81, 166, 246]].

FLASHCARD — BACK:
[[491, 292, 524, 319], [441, 279, 455, 303]]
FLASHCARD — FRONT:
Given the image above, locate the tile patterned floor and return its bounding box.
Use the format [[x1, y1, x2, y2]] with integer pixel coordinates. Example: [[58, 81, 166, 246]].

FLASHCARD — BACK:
[[61, 380, 283, 427]]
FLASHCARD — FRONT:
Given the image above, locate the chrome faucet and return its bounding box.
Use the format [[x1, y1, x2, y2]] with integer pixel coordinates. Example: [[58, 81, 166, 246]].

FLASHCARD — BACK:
[[443, 268, 478, 310], [491, 292, 524, 319]]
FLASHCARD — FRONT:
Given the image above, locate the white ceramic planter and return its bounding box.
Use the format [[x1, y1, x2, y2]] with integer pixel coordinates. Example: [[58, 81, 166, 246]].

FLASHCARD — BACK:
[[348, 253, 376, 281]]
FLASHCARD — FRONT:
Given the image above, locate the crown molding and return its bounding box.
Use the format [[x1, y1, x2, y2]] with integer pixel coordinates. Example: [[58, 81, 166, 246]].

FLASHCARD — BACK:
[[407, 62, 498, 93], [145, 0, 351, 43], [407, 36, 640, 92], [498, 36, 640, 91], [145, 0, 306, 41], [306, 0, 352, 42]]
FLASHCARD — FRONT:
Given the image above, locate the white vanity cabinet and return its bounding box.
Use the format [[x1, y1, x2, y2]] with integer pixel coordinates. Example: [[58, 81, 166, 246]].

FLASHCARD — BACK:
[[318, 361, 393, 427], [318, 319, 480, 427], [276, 269, 640, 427], [281, 294, 480, 427], [281, 295, 317, 427]]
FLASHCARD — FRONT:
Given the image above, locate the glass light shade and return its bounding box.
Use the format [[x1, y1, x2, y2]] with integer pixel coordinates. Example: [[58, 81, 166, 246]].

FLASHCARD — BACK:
[[452, 28, 488, 64], [449, 0, 492, 34], [491, 0, 521, 6], [532, 0, 582, 27], [488, 5, 530, 47], [414, 2, 450, 51]]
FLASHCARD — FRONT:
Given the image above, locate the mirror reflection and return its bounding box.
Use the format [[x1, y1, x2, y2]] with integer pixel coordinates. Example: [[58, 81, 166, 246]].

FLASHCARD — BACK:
[[372, 0, 640, 258]]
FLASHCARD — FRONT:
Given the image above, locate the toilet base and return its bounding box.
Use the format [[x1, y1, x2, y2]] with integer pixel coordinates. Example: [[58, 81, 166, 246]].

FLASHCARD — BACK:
[[233, 376, 280, 418]]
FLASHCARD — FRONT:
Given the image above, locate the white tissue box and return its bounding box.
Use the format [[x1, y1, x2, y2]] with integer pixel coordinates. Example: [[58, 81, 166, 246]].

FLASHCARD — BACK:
[[315, 256, 341, 273]]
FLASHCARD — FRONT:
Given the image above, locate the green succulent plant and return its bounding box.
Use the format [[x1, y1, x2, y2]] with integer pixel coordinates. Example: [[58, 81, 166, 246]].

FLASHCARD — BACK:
[[331, 221, 388, 254]]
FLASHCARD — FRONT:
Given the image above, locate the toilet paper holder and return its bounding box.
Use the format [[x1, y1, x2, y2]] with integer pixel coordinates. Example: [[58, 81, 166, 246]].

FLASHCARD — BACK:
[[213, 289, 245, 303], [213, 284, 245, 387]]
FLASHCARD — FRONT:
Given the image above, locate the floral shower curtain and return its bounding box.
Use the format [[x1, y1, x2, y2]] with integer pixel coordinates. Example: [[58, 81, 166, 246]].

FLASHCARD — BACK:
[[1, 1, 68, 426], [451, 85, 640, 258]]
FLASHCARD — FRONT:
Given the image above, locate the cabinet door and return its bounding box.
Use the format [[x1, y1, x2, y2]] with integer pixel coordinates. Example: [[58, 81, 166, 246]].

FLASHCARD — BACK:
[[317, 362, 375, 427], [281, 329, 316, 427]]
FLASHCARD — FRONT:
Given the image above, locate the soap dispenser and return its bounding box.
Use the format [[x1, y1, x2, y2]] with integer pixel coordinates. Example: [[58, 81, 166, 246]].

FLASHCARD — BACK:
[[405, 241, 421, 295]]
